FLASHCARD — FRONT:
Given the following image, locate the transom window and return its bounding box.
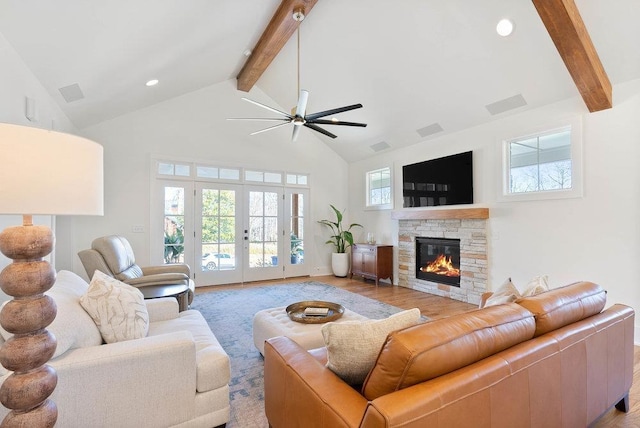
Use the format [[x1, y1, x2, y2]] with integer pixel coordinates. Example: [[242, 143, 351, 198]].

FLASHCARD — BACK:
[[366, 167, 392, 209], [155, 160, 308, 187]]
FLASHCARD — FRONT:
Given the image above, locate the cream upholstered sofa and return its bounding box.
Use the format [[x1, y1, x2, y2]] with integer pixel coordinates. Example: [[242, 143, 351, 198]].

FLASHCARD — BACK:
[[0, 270, 230, 428]]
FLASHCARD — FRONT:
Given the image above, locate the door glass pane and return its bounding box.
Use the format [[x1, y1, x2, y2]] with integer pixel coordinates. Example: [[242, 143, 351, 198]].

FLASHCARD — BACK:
[[164, 187, 185, 264], [265, 192, 278, 216], [249, 191, 279, 268], [201, 188, 236, 271], [290, 193, 304, 265], [249, 192, 263, 216]]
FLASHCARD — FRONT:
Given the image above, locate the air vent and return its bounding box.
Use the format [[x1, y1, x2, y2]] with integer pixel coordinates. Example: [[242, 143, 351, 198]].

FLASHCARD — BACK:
[[485, 94, 527, 115], [370, 141, 390, 152], [58, 83, 85, 103], [416, 123, 444, 138]]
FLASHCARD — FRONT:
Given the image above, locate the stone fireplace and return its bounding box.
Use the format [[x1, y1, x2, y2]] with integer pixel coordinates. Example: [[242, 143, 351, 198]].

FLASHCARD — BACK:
[[393, 208, 488, 305]]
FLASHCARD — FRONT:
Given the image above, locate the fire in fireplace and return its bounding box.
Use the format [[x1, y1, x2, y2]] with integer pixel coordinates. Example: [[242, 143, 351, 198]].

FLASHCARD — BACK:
[[415, 237, 461, 287]]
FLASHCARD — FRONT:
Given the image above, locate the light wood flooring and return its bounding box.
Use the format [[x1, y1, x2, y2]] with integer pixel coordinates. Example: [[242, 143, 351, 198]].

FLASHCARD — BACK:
[[196, 275, 639, 427]]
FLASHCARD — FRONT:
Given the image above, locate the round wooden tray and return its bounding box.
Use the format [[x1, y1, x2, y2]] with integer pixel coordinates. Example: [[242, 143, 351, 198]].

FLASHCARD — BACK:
[[286, 300, 345, 324]]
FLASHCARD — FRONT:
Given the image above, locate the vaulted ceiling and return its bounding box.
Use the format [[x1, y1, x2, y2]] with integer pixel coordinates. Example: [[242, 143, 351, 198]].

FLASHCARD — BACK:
[[1, 1, 638, 162]]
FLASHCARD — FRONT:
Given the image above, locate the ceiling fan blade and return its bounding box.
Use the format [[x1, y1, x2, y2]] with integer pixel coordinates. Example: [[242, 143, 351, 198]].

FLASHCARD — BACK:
[[292, 124, 302, 142], [308, 119, 367, 127], [295, 90, 309, 117], [227, 118, 290, 122], [249, 122, 291, 136], [304, 123, 337, 139], [305, 103, 363, 121], [242, 97, 292, 118]]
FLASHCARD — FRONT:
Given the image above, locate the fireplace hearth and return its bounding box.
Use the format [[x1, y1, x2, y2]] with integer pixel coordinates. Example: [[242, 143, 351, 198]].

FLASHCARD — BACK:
[[415, 237, 461, 287]]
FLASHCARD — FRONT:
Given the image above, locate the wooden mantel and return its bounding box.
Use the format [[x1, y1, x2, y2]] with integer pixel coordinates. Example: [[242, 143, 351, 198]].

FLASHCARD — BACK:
[[391, 207, 489, 220]]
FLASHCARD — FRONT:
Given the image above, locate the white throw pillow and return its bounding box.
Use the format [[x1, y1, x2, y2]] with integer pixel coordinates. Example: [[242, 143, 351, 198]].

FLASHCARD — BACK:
[[322, 308, 422, 385], [80, 271, 149, 344], [484, 277, 521, 307], [521, 275, 550, 297]]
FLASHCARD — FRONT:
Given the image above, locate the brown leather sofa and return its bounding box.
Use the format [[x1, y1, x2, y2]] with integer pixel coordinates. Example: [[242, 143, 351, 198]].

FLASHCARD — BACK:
[[264, 282, 634, 427]]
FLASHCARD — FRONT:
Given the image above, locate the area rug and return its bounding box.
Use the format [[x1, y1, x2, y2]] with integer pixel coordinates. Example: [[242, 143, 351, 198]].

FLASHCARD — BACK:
[[191, 281, 404, 428]]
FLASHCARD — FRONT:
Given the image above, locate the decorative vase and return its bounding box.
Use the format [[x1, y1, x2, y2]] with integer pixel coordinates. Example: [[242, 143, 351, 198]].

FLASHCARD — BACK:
[[331, 252, 350, 277]]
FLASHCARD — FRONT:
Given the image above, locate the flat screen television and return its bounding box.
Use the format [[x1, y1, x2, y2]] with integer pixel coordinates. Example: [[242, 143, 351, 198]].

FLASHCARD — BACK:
[[402, 151, 473, 208]]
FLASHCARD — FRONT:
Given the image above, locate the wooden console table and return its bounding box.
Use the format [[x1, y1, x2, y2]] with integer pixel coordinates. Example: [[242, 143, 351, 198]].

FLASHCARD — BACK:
[[350, 244, 393, 285]]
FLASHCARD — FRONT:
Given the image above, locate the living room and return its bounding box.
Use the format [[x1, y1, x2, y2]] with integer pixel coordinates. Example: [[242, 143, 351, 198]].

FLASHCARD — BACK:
[[1, 1, 640, 426]]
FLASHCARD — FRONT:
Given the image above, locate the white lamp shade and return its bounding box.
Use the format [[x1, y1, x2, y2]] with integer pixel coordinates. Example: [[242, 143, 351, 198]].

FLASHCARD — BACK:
[[0, 123, 103, 216]]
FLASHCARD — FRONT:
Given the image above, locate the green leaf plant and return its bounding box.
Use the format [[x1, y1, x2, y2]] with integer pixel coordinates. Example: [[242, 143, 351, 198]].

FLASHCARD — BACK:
[[318, 204, 362, 253]]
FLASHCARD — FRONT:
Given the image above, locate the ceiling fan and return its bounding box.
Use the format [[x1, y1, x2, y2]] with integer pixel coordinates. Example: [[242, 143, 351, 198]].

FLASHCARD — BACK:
[[228, 7, 367, 142]]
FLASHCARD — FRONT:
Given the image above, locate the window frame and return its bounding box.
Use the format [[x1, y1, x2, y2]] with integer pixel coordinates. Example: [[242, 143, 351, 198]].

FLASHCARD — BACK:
[[498, 117, 583, 202], [365, 166, 393, 210]]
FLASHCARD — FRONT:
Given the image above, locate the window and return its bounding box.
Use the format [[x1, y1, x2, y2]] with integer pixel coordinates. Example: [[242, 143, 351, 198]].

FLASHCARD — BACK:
[[158, 162, 191, 177], [366, 167, 392, 209], [286, 173, 309, 186], [500, 119, 582, 202]]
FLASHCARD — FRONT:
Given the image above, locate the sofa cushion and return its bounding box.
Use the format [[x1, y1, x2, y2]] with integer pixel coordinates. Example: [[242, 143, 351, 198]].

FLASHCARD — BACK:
[[148, 309, 230, 392], [0, 270, 103, 361], [80, 271, 149, 343], [321, 308, 422, 385], [516, 281, 606, 337], [362, 303, 536, 400]]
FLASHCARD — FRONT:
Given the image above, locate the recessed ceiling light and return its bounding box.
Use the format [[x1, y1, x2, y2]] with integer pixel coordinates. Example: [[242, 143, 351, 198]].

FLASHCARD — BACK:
[[146, 79, 159, 87], [496, 18, 514, 37]]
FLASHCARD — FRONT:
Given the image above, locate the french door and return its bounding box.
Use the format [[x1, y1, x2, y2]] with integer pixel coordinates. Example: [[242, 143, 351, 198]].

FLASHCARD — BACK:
[[156, 180, 309, 286], [195, 182, 243, 285], [242, 186, 284, 282]]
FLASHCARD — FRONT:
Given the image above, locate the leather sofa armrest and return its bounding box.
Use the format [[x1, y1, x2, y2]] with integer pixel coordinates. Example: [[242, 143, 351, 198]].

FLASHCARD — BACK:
[[142, 264, 191, 277], [146, 297, 180, 322], [124, 272, 189, 286], [264, 336, 368, 428]]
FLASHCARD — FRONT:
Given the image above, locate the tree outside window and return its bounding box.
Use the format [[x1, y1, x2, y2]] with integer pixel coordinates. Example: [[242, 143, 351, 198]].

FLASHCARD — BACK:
[[508, 128, 572, 194]]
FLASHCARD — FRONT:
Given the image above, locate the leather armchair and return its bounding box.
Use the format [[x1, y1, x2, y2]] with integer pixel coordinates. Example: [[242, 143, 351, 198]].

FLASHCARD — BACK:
[[78, 235, 195, 305]]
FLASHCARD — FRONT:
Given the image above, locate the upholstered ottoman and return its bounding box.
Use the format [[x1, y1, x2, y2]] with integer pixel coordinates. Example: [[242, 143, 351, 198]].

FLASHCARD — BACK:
[[253, 306, 369, 355]]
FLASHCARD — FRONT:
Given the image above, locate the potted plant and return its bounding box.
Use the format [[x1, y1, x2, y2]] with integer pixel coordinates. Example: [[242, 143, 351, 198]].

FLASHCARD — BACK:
[[290, 233, 304, 264], [318, 205, 362, 277]]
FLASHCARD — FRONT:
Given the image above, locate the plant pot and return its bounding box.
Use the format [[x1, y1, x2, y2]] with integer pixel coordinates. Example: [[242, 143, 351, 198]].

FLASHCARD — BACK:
[[331, 253, 350, 277]]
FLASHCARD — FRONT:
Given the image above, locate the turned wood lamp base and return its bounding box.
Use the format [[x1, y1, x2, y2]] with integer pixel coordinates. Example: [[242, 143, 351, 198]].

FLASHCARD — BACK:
[[0, 215, 58, 427]]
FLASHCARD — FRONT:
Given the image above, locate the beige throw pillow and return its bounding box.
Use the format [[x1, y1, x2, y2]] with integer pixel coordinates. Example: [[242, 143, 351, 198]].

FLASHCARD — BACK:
[[80, 271, 149, 344], [322, 308, 422, 385], [484, 277, 521, 307], [521, 275, 549, 297]]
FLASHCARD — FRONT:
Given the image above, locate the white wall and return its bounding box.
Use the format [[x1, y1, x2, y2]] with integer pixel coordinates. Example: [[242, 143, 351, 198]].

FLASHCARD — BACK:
[[0, 32, 80, 300], [349, 78, 640, 340], [56, 79, 350, 279]]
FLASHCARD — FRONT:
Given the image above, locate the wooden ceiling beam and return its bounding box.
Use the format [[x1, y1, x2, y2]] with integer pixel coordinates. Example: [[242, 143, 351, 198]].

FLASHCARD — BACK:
[[237, 0, 319, 92], [532, 0, 612, 112]]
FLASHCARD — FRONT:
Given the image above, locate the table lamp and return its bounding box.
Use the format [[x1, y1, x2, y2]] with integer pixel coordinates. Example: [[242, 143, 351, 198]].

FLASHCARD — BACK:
[[0, 123, 103, 427]]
